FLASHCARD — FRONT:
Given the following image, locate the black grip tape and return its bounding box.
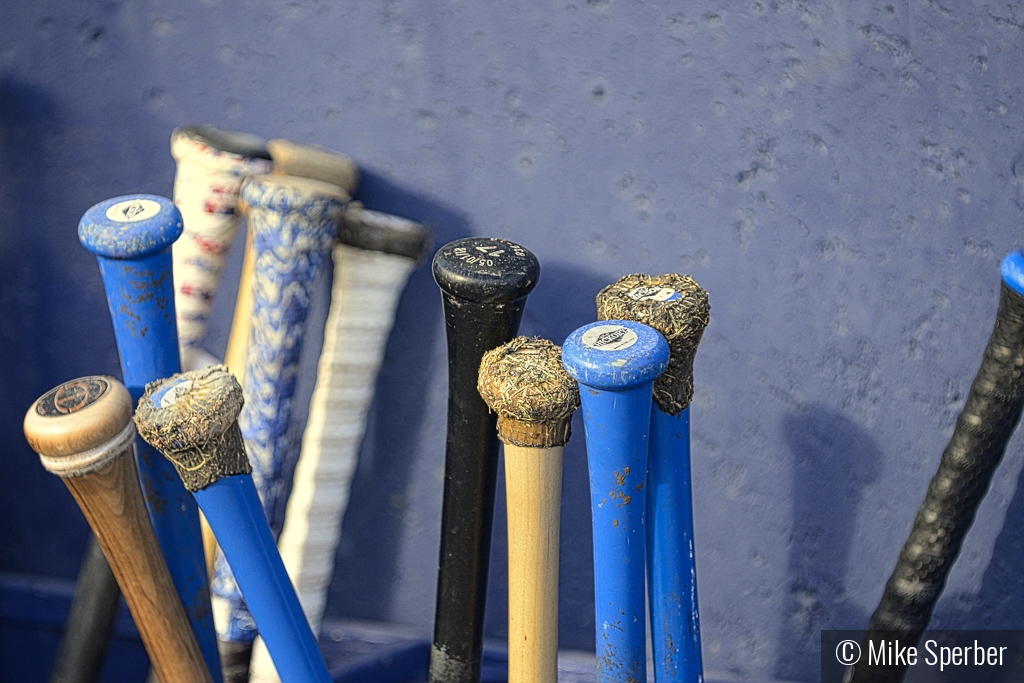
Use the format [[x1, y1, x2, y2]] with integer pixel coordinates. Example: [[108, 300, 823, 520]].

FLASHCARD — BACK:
[[848, 282, 1024, 683]]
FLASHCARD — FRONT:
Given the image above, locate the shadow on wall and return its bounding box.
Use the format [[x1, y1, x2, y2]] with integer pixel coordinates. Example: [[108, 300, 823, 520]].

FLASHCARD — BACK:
[[773, 406, 883, 682], [323, 168, 472, 623], [0, 77, 91, 579]]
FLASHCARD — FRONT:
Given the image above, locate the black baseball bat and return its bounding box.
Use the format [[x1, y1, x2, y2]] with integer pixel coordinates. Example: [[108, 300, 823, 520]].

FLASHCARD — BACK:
[[429, 237, 540, 683], [847, 250, 1024, 683]]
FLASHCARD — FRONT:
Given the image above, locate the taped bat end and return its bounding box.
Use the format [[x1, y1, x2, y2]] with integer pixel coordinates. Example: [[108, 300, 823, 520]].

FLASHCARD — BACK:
[[596, 273, 710, 414], [135, 365, 251, 491], [267, 138, 360, 196], [478, 336, 580, 447]]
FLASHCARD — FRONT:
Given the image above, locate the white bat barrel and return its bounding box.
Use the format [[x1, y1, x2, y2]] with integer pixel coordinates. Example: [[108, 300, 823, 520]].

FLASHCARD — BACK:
[[248, 207, 430, 683]]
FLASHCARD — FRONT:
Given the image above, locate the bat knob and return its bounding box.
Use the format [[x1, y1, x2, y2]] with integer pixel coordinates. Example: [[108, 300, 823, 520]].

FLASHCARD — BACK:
[[24, 376, 134, 474], [172, 124, 272, 163], [267, 138, 360, 195], [135, 365, 250, 492], [79, 195, 183, 259], [339, 205, 433, 261], [561, 320, 670, 391], [477, 336, 579, 448], [1002, 250, 1024, 295], [596, 273, 710, 413], [432, 237, 540, 304]]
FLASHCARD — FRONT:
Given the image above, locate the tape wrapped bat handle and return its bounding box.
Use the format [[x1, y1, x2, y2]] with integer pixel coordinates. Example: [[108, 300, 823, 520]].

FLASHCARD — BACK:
[[848, 250, 1024, 683]]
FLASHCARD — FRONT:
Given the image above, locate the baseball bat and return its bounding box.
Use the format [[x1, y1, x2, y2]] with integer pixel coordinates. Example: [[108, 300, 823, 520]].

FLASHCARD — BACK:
[[429, 237, 540, 683], [78, 195, 222, 681], [266, 138, 360, 195], [24, 376, 213, 683], [209, 174, 348, 676], [562, 320, 670, 683], [223, 139, 359, 385], [170, 124, 273, 372], [847, 250, 1024, 683], [135, 365, 332, 683], [248, 206, 431, 683], [596, 275, 711, 683], [477, 337, 579, 683]]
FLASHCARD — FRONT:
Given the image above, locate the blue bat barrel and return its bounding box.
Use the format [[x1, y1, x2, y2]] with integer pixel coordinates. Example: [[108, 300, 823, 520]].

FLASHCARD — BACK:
[[79, 194, 221, 681], [562, 320, 670, 683]]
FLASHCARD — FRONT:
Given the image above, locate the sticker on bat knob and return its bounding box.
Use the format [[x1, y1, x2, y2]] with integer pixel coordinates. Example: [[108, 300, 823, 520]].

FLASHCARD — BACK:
[[105, 198, 162, 223], [36, 378, 109, 417], [625, 285, 681, 302], [151, 379, 194, 409], [582, 324, 639, 351]]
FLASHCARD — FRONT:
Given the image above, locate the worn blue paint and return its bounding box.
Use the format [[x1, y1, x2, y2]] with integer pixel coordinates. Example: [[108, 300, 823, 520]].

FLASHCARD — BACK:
[[78, 195, 222, 682], [563, 321, 669, 683], [197, 475, 332, 683], [648, 408, 703, 683]]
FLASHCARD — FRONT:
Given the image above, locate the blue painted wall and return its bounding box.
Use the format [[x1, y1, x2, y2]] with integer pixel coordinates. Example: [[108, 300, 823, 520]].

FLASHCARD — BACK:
[[3, 2, 1024, 681]]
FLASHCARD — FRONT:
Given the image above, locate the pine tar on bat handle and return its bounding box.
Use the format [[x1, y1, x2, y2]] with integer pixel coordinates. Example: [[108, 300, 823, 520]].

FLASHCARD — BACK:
[[429, 237, 540, 683]]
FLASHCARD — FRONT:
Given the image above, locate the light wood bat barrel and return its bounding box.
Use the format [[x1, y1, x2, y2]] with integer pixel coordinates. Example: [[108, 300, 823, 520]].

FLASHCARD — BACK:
[[23, 376, 213, 683], [478, 337, 580, 683]]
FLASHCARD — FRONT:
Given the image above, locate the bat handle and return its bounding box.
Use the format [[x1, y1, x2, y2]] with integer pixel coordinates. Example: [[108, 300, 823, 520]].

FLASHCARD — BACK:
[[79, 194, 221, 680], [648, 408, 704, 683], [197, 476, 333, 683], [135, 366, 332, 683], [24, 377, 213, 683], [478, 337, 578, 683], [170, 124, 273, 370], [562, 321, 670, 683], [849, 250, 1024, 683], [429, 238, 540, 683], [211, 174, 348, 648]]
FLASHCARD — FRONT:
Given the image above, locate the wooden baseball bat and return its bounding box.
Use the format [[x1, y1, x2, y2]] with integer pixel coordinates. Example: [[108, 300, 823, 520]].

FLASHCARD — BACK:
[[477, 337, 579, 683], [429, 237, 540, 683], [248, 206, 431, 683], [266, 138, 360, 195], [847, 251, 1024, 683], [597, 275, 711, 683], [78, 195, 222, 681], [24, 376, 213, 683], [135, 366, 332, 683], [209, 175, 348, 678], [170, 124, 273, 372], [562, 321, 670, 683]]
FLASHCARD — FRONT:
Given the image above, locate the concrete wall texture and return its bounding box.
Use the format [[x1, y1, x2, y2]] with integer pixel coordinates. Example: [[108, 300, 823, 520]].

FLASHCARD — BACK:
[[3, 2, 1024, 681]]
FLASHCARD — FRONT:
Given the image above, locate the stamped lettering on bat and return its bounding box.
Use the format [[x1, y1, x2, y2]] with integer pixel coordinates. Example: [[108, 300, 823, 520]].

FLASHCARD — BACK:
[[582, 324, 639, 351], [36, 378, 109, 416], [451, 241, 529, 269], [625, 285, 681, 302], [105, 198, 162, 223]]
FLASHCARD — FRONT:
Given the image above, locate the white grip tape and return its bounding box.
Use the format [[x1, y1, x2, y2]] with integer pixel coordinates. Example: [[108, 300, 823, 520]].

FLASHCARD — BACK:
[[37, 421, 137, 478], [172, 152, 272, 370], [247, 244, 416, 683]]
